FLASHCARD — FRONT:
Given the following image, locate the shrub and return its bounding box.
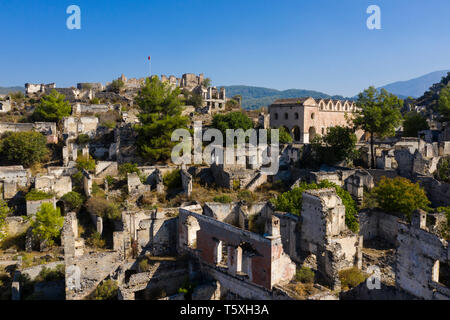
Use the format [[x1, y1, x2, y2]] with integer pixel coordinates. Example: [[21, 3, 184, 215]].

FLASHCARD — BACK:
[[25, 189, 53, 201], [86, 232, 106, 248], [85, 197, 121, 221], [61, 191, 84, 212], [118, 163, 141, 178], [76, 134, 90, 145], [139, 258, 151, 272], [373, 177, 431, 221], [90, 97, 100, 105], [296, 267, 315, 284], [339, 267, 366, 290], [237, 190, 254, 203], [30, 203, 64, 246], [76, 155, 96, 173], [35, 265, 65, 282], [92, 279, 118, 300], [213, 195, 232, 204], [0, 131, 49, 167], [0, 200, 11, 242], [163, 169, 181, 191]]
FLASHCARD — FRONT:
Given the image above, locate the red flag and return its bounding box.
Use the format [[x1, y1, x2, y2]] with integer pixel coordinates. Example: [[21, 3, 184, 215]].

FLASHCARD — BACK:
[[148, 56, 151, 61]]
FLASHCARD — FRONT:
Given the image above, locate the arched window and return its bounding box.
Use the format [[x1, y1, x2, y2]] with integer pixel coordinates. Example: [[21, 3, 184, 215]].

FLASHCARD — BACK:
[[274, 113, 278, 120], [284, 113, 289, 120], [311, 113, 315, 120], [295, 112, 299, 119]]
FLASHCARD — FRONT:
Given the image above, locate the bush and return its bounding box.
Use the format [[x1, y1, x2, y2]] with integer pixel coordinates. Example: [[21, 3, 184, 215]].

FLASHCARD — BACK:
[[118, 163, 141, 178], [76, 155, 96, 173], [0, 131, 49, 167], [85, 197, 121, 221], [61, 191, 84, 212], [92, 279, 118, 300], [139, 258, 151, 272], [296, 267, 315, 284], [76, 134, 90, 145], [271, 180, 359, 232], [25, 189, 53, 201], [373, 177, 431, 221], [237, 190, 254, 203], [30, 203, 64, 246], [35, 265, 65, 282], [163, 169, 181, 191], [0, 199, 11, 242], [213, 195, 233, 204], [86, 232, 106, 249], [339, 267, 366, 290]]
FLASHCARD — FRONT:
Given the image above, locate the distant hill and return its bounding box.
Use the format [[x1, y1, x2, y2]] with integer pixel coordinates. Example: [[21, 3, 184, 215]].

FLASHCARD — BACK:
[[221, 85, 347, 110], [415, 71, 450, 112], [0, 86, 24, 95], [379, 70, 450, 98]]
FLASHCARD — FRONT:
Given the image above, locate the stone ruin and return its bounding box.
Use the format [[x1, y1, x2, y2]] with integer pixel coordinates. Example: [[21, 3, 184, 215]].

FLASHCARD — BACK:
[[276, 189, 362, 290], [396, 210, 450, 299], [178, 204, 296, 299], [0, 122, 58, 144]]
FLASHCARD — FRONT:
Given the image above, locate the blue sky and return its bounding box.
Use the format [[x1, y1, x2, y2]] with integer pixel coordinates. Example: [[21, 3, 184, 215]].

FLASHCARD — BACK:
[[1, 0, 449, 96]]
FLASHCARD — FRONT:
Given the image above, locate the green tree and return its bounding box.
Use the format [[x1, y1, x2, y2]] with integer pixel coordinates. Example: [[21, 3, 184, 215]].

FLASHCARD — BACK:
[[86, 197, 121, 221], [118, 163, 141, 178], [212, 111, 254, 137], [107, 78, 125, 94], [403, 112, 430, 137], [271, 180, 359, 232], [30, 203, 64, 246], [0, 131, 49, 167], [202, 78, 212, 88], [268, 127, 292, 144], [352, 87, 403, 168], [0, 200, 11, 242], [76, 155, 96, 173], [61, 191, 84, 212], [312, 126, 357, 165], [135, 76, 189, 162], [438, 84, 450, 121], [372, 177, 431, 221], [32, 90, 71, 122]]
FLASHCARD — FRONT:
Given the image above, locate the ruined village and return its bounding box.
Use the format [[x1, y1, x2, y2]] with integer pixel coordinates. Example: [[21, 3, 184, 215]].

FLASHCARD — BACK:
[[0, 71, 449, 301]]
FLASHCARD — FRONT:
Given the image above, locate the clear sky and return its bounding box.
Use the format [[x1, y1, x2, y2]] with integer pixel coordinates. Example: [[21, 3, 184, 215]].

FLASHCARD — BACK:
[[1, 0, 449, 96]]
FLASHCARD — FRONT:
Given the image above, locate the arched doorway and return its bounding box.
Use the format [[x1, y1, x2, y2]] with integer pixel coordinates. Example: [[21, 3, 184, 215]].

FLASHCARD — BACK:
[[292, 126, 301, 142], [308, 126, 316, 142]]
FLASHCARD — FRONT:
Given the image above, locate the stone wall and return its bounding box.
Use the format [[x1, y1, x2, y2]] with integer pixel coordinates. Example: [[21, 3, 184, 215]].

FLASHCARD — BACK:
[[359, 209, 401, 246], [26, 198, 56, 216], [35, 175, 72, 198], [178, 208, 295, 291], [396, 212, 450, 300]]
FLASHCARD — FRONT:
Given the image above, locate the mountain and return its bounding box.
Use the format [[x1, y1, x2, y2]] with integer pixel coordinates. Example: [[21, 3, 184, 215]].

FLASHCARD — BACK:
[[221, 85, 347, 110], [0, 86, 24, 95], [379, 70, 450, 99]]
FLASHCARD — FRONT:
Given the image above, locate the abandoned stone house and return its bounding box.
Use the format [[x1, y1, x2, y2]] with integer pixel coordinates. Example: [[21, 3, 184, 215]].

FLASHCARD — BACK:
[[0, 122, 58, 144], [269, 97, 363, 143], [0, 97, 11, 113], [25, 82, 56, 95]]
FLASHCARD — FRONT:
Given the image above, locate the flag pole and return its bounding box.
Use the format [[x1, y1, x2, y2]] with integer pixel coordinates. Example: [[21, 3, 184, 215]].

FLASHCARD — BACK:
[[148, 56, 151, 79]]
